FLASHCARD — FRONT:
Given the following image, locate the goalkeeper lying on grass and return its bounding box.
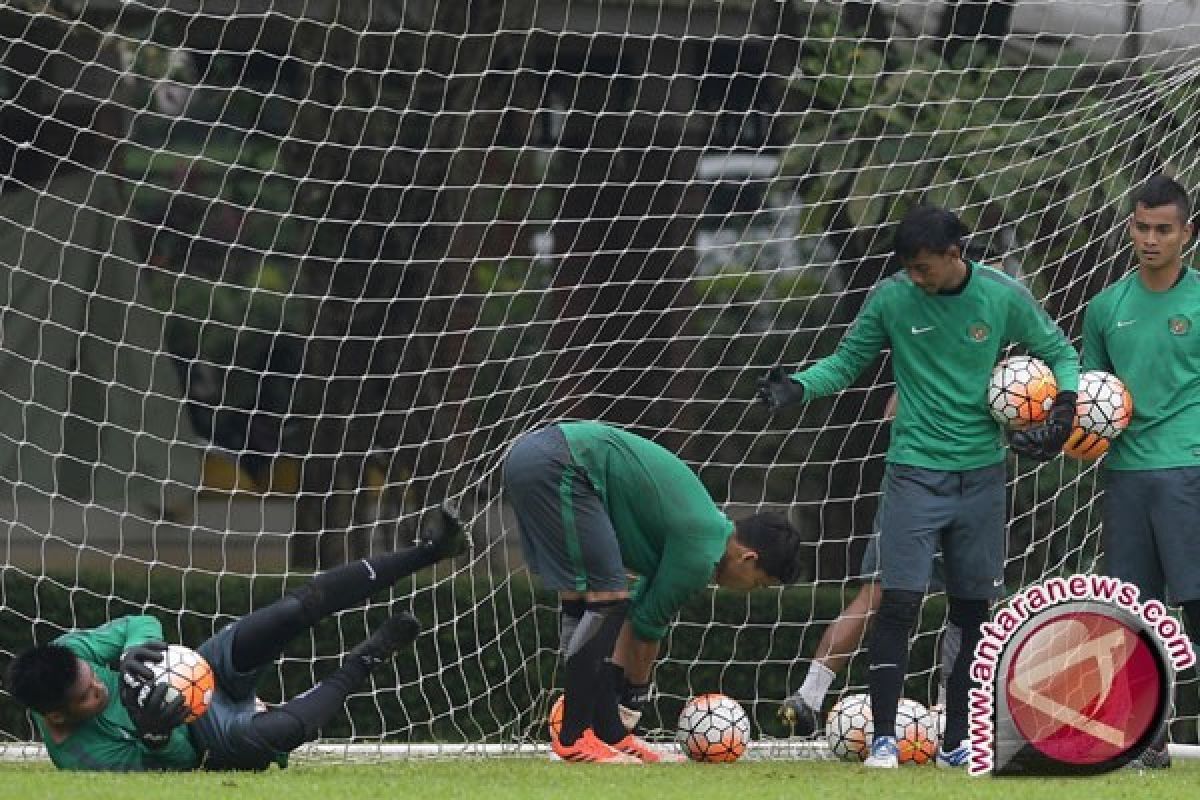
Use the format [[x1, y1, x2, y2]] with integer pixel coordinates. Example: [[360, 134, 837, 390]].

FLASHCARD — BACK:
[[5, 504, 466, 771]]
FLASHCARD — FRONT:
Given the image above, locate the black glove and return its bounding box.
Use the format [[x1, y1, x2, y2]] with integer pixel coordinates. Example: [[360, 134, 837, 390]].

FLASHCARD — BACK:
[[756, 367, 806, 414], [121, 681, 189, 748], [607, 662, 652, 731], [1009, 390, 1077, 461], [119, 641, 168, 686]]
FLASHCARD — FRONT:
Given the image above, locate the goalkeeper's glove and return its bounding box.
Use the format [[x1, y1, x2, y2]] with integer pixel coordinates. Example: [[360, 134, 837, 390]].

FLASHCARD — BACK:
[[756, 367, 806, 414], [1064, 428, 1108, 460], [1009, 390, 1077, 461], [119, 641, 168, 686], [607, 662, 652, 731], [120, 680, 189, 749]]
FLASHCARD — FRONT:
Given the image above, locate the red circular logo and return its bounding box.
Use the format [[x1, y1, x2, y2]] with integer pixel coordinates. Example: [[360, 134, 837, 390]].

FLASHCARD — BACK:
[[1004, 611, 1162, 765]]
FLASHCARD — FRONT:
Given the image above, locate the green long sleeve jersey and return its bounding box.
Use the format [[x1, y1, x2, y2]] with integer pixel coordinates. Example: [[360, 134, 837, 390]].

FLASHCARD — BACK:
[[35, 616, 200, 771], [559, 421, 734, 642], [1081, 267, 1200, 469], [791, 263, 1079, 470]]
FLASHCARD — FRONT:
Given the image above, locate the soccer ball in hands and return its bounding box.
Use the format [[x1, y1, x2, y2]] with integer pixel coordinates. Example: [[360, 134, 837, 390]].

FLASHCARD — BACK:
[[988, 356, 1057, 430], [1062, 370, 1133, 460], [676, 693, 751, 762], [826, 694, 938, 764], [150, 644, 215, 723]]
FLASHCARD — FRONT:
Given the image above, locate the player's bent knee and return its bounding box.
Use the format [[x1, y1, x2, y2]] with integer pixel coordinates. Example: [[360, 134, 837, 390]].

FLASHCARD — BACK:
[[251, 708, 313, 752], [564, 599, 628, 662]]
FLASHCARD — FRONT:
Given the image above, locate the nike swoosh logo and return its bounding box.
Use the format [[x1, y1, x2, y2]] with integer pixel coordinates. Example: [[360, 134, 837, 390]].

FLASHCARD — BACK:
[[1116, 319, 1136, 328], [911, 326, 934, 335]]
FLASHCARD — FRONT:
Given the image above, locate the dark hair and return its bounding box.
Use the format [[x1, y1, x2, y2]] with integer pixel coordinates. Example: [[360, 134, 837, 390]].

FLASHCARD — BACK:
[[734, 512, 804, 584], [1133, 175, 1192, 225], [6, 644, 79, 713], [893, 205, 969, 260]]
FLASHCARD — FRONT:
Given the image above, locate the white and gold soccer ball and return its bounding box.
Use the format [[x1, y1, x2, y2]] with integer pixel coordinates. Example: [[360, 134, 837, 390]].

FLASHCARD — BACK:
[[149, 644, 215, 723], [1063, 370, 1133, 460], [988, 355, 1058, 430], [676, 693, 751, 763], [826, 694, 937, 765]]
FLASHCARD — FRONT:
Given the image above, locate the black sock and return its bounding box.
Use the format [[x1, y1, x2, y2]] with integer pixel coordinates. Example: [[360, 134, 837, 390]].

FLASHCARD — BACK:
[[232, 547, 436, 672], [944, 597, 989, 751], [250, 657, 373, 752], [560, 599, 627, 747], [868, 590, 922, 738], [592, 661, 629, 744]]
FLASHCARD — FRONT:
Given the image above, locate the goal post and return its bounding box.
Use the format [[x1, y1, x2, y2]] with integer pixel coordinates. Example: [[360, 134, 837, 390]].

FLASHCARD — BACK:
[[1, 0, 1198, 757]]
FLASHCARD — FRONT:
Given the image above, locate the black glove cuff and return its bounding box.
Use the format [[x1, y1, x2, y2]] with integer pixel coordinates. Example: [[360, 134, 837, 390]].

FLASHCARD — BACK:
[[1049, 390, 1077, 426]]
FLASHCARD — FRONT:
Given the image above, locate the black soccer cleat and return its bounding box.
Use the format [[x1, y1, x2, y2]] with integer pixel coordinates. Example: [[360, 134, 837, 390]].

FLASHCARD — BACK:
[[779, 693, 821, 737], [421, 500, 469, 561], [350, 611, 421, 667]]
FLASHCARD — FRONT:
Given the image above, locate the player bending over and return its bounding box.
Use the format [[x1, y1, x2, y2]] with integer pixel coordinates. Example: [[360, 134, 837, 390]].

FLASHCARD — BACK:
[[503, 421, 805, 764], [6, 504, 466, 771]]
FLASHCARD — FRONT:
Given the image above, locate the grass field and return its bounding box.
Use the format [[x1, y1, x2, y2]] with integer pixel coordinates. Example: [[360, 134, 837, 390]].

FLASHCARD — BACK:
[[2, 758, 1198, 800]]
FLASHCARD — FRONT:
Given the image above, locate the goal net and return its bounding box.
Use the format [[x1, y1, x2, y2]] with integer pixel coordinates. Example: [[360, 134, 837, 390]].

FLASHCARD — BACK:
[[1, 0, 1198, 759]]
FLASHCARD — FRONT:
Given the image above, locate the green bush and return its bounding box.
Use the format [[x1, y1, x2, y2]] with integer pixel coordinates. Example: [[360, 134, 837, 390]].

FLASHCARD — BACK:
[[0, 571, 948, 743]]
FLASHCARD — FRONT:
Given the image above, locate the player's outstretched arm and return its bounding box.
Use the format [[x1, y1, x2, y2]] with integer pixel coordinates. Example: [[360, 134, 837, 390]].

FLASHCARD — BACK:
[[756, 367, 806, 414]]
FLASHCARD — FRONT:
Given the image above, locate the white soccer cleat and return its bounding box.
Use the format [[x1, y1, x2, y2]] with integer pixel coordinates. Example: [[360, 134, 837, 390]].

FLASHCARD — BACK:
[[864, 735, 899, 769], [936, 743, 970, 769]]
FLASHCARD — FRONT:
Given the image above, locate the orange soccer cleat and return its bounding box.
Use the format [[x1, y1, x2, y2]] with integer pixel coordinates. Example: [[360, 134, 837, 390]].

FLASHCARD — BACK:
[[551, 729, 641, 764], [613, 733, 686, 763]]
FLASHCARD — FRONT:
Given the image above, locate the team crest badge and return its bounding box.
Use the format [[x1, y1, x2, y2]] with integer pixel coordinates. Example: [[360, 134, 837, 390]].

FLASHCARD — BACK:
[[969, 322, 991, 342], [1168, 315, 1190, 335]]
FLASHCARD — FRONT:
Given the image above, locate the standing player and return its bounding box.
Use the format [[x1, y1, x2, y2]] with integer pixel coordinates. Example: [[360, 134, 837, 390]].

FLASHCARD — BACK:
[[780, 393, 962, 736], [779, 538, 960, 737], [1078, 175, 1199, 769], [758, 204, 1078, 768], [503, 420, 804, 764], [5, 505, 466, 771]]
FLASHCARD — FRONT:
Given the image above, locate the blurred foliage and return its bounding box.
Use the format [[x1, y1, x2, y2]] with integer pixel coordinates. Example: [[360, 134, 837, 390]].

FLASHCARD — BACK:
[[785, 5, 1200, 310]]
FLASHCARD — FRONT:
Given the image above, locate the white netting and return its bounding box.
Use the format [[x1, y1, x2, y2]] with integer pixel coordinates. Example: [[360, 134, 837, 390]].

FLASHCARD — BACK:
[[1, 0, 1198, 755]]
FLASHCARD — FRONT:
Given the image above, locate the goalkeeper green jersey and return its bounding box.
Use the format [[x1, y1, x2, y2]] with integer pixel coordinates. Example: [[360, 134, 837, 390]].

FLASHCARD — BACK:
[[1081, 267, 1200, 469], [35, 616, 201, 771], [791, 263, 1079, 471], [559, 421, 734, 641]]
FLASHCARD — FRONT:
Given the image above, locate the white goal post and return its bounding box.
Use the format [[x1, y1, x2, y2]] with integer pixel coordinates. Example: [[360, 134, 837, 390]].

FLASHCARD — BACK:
[[1, 0, 1198, 759]]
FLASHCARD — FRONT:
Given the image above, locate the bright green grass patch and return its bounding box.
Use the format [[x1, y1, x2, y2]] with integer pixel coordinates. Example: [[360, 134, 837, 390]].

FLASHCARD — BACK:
[[1, 759, 1198, 800]]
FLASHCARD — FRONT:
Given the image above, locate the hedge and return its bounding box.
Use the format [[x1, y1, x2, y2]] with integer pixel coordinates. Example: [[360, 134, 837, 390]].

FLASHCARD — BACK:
[[4, 569, 1192, 745]]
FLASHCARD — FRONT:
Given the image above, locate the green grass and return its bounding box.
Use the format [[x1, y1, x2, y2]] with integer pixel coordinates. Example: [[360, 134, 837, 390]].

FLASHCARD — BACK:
[[1, 759, 1198, 800]]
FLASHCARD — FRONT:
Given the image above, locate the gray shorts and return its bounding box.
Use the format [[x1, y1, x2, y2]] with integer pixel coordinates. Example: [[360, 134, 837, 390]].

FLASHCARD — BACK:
[[859, 525, 947, 593], [502, 425, 628, 592], [877, 462, 1005, 600], [1101, 466, 1200, 605], [189, 622, 288, 771]]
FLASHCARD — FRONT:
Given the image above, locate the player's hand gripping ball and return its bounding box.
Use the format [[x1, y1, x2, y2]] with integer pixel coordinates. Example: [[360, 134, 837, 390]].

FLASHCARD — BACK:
[[1062, 370, 1133, 460], [149, 644, 215, 723]]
